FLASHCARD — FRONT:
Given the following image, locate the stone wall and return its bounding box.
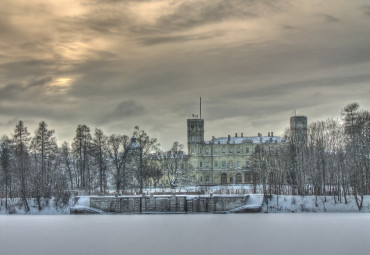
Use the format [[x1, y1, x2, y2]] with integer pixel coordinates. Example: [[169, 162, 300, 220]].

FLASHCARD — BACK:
[[89, 194, 248, 213]]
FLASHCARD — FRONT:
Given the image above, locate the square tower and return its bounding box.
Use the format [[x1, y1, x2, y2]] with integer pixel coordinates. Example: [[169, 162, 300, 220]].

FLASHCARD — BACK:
[[187, 118, 204, 150], [290, 116, 307, 145]]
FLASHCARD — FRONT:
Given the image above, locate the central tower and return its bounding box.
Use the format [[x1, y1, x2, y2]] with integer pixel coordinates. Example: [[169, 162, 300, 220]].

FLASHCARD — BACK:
[[187, 118, 204, 154]]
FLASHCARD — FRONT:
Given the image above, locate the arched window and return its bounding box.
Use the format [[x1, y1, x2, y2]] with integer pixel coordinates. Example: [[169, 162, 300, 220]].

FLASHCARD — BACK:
[[245, 173, 252, 183], [221, 173, 227, 184], [236, 173, 242, 184]]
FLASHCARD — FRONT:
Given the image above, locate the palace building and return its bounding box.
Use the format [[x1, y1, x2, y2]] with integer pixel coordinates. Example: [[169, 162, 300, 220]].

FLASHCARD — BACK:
[[186, 117, 289, 186]]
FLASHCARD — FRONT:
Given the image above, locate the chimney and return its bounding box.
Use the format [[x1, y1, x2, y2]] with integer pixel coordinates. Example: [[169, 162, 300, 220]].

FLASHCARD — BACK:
[[271, 132, 274, 137], [258, 133, 261, 137], [241, 133, 243, 137], [228, 135, 231, 142], [268, 132, 270, 137], [235, 133, 237, 137]]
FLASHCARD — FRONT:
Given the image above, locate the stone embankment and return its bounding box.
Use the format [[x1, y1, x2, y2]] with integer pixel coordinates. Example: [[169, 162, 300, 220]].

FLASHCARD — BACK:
[[70, 193, 264, 214]]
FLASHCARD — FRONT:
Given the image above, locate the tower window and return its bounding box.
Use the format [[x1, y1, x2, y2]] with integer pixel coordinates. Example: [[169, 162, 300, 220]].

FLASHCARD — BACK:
[[229, 161, 233, 168], [237, 147, 240, 153], [214, 147, 218, 154], [237, 161, 241, 168], [222, 147, 225, 154], [205, 148, 209, 154], [229, 147, 233, 153], [206, 162, 209, 168], [222, 161, 226, 168], [246, 147, 249, 154], [215, 161, 218, 168], [199, 162, 203, 168], [199, 148, 202, 154], [191, 148, 195, 154]]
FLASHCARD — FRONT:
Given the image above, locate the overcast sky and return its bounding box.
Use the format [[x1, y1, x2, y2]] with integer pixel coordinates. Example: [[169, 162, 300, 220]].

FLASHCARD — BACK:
[[1, 0, 370, 149]]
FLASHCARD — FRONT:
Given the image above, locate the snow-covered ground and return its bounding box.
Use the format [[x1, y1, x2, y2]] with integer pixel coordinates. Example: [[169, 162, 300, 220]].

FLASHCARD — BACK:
[[70, 196, 103, 214], [0, 197, 73, 215], [2, 190, 370, 214], [262, 195, 370, 213]]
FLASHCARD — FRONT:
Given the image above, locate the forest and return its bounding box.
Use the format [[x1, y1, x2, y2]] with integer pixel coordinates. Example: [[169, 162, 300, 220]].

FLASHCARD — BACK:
[[0, 123, 189, 212], [252, 103, 370, 210]]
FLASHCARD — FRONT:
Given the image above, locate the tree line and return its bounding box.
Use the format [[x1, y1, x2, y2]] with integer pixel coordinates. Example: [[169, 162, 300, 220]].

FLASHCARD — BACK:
[[0, 123, 189, 212], [252, 103, 370, 209]]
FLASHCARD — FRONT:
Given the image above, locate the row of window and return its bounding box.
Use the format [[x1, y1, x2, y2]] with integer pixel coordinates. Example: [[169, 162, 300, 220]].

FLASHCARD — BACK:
[[191, 147, 250, 155], [199, 161, 250, 169], [199, 173, 252, 184]]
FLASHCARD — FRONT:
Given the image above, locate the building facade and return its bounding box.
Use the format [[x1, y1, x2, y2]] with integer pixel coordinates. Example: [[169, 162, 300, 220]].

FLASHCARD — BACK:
[[187, 117, 288, 186]]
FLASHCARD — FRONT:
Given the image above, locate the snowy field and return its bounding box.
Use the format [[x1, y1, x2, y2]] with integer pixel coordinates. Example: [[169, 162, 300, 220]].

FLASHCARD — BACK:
[[1, 214, 370, 255]]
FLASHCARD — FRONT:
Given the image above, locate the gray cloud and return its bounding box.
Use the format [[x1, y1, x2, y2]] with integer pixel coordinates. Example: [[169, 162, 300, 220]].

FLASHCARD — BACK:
[[97, 100, 145, 124], [361, 5, 370, 16], [316, 13, 341, 23], [139, 31, 224, 46], [0, 77, 52, 101], [281, 24, 297, 30], [155, 0, 261, 31]]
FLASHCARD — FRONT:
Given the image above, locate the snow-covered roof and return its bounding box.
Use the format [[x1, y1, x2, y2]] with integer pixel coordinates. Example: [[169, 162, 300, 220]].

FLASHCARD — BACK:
[[204, 136, 287, 145]]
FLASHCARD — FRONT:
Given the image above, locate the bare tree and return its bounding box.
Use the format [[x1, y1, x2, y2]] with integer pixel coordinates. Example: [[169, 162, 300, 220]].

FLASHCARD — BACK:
[[30, 121, 57, 209], [11, 121, 31, 212], [0, 136, 12, 209], [72, 125, 92, 190], [342, 103, 370, 210], [162, 142, 190, 190], [60, 142, 76, 190], [132, 126, 160, 193], [92, 129, 108, 193], [107, 134, 130, 193]]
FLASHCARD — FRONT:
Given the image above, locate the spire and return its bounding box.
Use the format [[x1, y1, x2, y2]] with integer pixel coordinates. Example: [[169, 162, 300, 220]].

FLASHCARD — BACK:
[[200, 97, 202, 119]]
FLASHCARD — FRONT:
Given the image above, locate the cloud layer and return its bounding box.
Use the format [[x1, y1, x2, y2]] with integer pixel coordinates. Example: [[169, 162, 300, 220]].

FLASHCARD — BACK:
[[1, 0, 370, 149]]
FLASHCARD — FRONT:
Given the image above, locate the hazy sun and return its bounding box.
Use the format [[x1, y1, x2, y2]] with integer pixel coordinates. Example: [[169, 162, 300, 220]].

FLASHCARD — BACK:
[[53, 77, 72, 87]]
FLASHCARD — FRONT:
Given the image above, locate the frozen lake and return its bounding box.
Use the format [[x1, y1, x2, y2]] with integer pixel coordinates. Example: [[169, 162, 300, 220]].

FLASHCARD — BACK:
[[1, 214, 369, 255]]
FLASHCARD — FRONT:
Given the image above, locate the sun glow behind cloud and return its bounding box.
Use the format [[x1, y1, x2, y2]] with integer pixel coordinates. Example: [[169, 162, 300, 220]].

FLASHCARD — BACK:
[[51, 77, 73, 90]]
